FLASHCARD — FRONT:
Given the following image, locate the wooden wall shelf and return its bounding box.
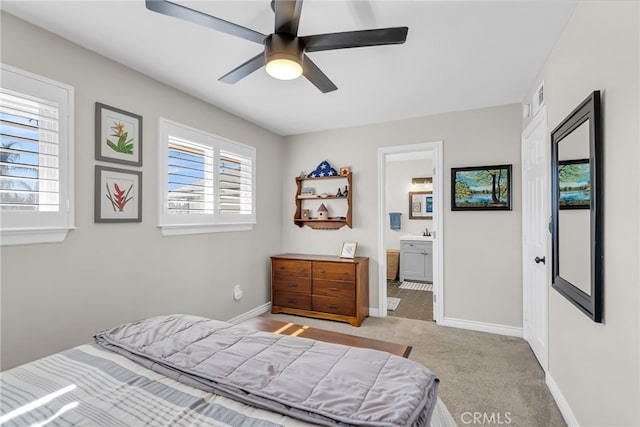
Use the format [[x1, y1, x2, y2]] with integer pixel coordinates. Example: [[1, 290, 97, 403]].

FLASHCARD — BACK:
[[294, 173, 352, 229]]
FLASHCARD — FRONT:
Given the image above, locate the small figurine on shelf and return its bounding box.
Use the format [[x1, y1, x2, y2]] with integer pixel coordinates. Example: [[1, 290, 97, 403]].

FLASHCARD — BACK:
[[317, 203, 328, 219], [336, 187, 343, 197], [343, 186, 348, 197]]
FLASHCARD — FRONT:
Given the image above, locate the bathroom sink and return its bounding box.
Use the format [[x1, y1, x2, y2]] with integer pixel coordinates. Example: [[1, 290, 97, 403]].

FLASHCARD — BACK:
[[399, 235, 433, 241]]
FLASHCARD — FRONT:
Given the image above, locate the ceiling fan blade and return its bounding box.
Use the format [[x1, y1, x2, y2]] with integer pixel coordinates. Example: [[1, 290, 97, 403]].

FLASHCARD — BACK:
[[302, 55, 337, 93], [274, 0, 303, 35], [301, 27, 408, 52], [145, 0, 266, 44], [219, 53, 266, 84]]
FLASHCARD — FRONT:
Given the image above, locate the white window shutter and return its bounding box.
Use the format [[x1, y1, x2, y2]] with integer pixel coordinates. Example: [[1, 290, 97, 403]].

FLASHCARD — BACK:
[[0, 64, 74, 245], [158, 118, 255, 235]]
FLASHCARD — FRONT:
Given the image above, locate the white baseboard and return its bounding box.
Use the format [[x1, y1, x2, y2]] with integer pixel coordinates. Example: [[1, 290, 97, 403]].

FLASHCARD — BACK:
[[441, 316, 523, 337], [369, 308, 382, 317], [546, 372, 579, 427], [227, 302, 271, 324]]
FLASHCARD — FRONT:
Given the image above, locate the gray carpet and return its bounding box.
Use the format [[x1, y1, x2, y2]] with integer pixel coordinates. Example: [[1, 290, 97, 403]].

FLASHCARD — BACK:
[[388, 280, 433, 321], [262, 313, 565, 427]]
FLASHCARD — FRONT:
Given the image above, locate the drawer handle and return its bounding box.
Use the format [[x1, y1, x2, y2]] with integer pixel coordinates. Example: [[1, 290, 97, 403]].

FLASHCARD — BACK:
[[318, 269, 325, 273], [328, 304, 339, 309], [328, 287, 339, 291], [300, 268, 306, 272], [287, 283, 298, 287], [288, 299, 298, 303]]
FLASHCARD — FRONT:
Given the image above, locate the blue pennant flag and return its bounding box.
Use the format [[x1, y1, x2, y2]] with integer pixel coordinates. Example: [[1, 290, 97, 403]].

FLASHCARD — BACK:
[[307, 160, 338, 178]]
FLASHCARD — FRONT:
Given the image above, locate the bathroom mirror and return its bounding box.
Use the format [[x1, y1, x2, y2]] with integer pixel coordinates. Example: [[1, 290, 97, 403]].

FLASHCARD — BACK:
[[409, 191, 433, 219], [551, 91, 602, 322]]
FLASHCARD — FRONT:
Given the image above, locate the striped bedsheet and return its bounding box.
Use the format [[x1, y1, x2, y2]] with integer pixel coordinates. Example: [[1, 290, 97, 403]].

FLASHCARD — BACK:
[[0, 343, 456, 426]]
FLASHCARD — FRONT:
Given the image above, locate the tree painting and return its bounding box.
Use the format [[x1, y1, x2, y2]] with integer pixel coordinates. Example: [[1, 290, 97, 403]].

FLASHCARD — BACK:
[[452, 165, 511, 210], [559, 159, 590, 209]]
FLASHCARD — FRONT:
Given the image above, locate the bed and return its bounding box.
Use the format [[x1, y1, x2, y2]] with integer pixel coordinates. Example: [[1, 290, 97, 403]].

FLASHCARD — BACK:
[[0, 315, 455, 427]]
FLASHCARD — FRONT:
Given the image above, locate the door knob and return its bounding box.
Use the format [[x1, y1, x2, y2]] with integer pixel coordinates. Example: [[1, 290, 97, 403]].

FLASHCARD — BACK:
[[535, 256, 546, 264]]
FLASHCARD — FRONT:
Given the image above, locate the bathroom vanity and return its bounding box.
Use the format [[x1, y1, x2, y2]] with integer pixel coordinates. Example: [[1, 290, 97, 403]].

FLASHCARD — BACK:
[[399, 236, 433, 282]]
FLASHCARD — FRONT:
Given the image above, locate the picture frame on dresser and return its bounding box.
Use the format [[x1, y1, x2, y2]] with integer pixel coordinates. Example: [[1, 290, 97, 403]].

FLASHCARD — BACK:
[[340, 241, 357, 259]]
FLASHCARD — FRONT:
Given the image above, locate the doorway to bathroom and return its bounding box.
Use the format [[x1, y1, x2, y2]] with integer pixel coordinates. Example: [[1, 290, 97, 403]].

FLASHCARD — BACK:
[[377, 142, 443, 323]]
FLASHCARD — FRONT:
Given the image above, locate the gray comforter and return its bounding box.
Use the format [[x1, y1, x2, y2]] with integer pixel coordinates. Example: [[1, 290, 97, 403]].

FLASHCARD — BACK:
[[94, 314, 439, 427]]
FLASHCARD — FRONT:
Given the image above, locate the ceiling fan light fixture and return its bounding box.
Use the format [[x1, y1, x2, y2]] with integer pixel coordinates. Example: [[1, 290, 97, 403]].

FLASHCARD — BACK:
[[266, 57, 303, 80], [264, 33, 304, 81]]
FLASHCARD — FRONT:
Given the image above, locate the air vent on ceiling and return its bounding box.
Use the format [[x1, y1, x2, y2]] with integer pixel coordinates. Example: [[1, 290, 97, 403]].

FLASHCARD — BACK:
[[533, 81, 545, 114]]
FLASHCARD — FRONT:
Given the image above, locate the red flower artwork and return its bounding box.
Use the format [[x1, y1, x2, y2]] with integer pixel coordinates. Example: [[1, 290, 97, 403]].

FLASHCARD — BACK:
[[106, 181, 133, 212]]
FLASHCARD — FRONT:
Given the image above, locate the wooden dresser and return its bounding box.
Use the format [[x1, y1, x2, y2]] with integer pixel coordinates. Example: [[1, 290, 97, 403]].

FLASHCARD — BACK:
[[270, 253, 369, 326]]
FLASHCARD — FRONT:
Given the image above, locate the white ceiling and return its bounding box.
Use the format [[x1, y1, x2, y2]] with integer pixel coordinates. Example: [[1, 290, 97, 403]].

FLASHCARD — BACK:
[[2, 1, 576, 136]]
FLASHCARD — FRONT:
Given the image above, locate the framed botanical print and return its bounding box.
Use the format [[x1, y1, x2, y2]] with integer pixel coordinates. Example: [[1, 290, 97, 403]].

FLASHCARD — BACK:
[[95, 166, 142, 223], [95, 102, 142, 166]]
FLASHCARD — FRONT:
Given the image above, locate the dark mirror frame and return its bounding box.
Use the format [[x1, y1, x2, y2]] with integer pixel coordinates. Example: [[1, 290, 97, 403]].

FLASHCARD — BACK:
[[551, 90, 603, 322]]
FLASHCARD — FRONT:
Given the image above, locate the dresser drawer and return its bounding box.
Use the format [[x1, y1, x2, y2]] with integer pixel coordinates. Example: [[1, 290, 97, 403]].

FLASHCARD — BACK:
[[313, 279, 356, 298], [273, 291, 312, 310], [313, 262, 355, 282], [273, 260, 312, 278], [312, 296, 355, 316], [273, 276, 312, 294]]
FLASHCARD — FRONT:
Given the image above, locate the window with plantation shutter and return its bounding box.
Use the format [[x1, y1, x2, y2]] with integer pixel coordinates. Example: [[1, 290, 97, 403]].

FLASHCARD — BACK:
[[158, 118, 256, 236], [219, 151, 252, 216], [167, 138, 214, 215], [0, 64, 74, 245]]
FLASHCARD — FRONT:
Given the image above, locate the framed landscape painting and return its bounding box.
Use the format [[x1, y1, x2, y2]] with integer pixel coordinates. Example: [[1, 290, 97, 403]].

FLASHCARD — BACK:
[[451, 164, 512, 211], [95, 102, 142, 166], [558, 159, 590, 209]]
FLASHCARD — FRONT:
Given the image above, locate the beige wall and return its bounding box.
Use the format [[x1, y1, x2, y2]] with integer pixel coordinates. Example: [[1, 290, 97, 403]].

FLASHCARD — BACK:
[[522, 1, 640, 425], [0, 13, 284, 370], [283, 103, 523, 327]]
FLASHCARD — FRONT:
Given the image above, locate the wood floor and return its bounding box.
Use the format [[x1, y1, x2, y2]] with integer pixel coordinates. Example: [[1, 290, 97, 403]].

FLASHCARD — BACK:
[[387, 280, 433, 321]]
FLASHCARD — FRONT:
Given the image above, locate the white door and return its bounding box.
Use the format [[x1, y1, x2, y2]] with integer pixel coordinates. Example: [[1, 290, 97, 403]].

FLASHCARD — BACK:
[[522, 108, 549, 370]]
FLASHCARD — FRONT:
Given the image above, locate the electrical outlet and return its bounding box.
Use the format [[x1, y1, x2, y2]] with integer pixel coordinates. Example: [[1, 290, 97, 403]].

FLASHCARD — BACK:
[[233, 285, 243, 301]]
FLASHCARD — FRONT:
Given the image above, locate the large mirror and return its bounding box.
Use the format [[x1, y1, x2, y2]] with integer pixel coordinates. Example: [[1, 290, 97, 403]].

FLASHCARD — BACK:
[[551, 91, 602, 322]]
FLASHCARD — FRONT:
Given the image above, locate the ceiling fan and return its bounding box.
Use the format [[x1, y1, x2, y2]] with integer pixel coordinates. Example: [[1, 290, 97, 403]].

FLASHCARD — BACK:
[[145, 0, 409, 93]]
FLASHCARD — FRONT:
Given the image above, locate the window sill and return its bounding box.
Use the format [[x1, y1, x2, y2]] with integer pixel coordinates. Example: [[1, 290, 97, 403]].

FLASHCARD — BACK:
[[1, 227, 75, 246], [158, 223, 254, 236]]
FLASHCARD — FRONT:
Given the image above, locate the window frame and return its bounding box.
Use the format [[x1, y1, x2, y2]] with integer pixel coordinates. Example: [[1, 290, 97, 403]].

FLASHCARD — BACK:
[[157, 118, 256, 236], [0, 64, 75, 246]]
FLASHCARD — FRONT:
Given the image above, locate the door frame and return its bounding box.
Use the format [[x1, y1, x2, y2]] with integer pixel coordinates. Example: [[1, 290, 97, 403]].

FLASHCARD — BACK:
[[521, 107, 549, 370], [377, 141, 444, 323]]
